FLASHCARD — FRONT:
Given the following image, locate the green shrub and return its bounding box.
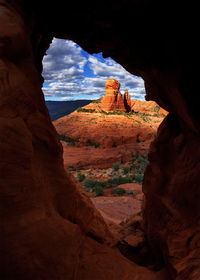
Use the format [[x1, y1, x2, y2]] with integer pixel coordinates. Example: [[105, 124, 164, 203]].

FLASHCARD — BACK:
[[136, 136, 145, 143], [78, 173, 85, 182], [96, 181, 109, 188], [131, 154, 148, 174], [77, 108, 96, 113], [84, 179, 96, 190], [92, 98, 102, 104], [126, 190, 136, 195], [68, 165, 77, 171], [111, 188, 126, 196], [85, 140, 100, 148], [99, 110, 124, 116], [83, 176, 135, 192], [113, 163, 120, 171], [123, 166, 130, 174], [133, 173, 144, 184], [130, 164, 136, 170], [58, 134, 78, 146], [108, 176, 133, 187], [94, 186, 104, 196], [154, 104, 160, 112]]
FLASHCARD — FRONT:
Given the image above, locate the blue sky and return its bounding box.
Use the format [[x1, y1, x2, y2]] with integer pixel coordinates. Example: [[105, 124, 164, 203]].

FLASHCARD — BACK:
[[42, 39, 145, 101]]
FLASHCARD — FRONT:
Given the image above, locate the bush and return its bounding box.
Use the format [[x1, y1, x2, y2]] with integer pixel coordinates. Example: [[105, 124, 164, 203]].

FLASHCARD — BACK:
[[126, 190, 136, 195], [77, 108, 96, 113], [85, 140, 100, 148], [84, 179, 110, 191], [154, 104, 160, 112], [113, 163, 120, 171], [92, 98, 102, 104], [58, 134, 78, 146], [108, 176, 133, 187], [131, 154, 148, 174], [84, 179, 96, 190], [68, 165, 77, 171], [111, 188, 126, 196], [136, 136, 145, 143], [133, 173, 144, 184], [78, 173, 85, 182], [123, 166, 130, 174], [83, 176, 135, 192], [94, 186, 104, 196]]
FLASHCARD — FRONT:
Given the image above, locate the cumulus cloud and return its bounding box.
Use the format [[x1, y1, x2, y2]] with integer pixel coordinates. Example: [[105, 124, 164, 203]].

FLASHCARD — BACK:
[[43, 39, 86, 82], [87, 56, 145, 97], [42, 38, 145, 100]]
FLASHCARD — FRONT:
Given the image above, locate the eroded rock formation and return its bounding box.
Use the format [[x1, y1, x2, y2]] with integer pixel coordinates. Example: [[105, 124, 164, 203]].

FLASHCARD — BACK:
[[124, 89, 132, 111], [101, 78, 126, 111], [101, 79, 134, 112], [0, 1, 199, 280]]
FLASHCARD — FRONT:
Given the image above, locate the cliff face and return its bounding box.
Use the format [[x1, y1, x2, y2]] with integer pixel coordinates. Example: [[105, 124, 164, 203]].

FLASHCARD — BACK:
[[144, 114, 200, 279], [0, 4, 119, 279], [1, 1, 199, 280]]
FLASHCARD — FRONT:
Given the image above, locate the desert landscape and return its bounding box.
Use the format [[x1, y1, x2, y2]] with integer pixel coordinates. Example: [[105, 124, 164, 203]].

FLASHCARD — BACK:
[[52, 78, 167, 247]]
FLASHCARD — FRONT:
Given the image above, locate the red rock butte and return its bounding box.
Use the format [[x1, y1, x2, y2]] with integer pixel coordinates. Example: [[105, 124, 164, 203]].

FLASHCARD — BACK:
[[101, 78, 132, 112]]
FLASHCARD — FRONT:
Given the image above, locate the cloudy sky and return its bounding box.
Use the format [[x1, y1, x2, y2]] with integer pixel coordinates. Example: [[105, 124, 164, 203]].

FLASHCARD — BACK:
[[42, 38, 146, 101]]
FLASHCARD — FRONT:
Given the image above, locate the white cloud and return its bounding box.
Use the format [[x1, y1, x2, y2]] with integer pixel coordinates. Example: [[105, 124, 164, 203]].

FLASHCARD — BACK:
[[42, 38, 145, 100], [87, 55, 145, 97], [42, 39, 86, 83]]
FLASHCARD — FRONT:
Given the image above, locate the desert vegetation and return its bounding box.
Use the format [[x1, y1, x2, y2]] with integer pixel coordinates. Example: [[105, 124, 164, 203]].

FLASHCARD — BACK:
[[76, 107, 165, 123], [58, 134, 100, 148], [68, 153, 148, 197], [57, 134, 78, 146]]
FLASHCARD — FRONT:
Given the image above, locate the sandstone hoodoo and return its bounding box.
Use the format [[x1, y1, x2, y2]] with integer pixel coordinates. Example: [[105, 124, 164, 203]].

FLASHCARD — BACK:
[[101, 78, 131, 112]]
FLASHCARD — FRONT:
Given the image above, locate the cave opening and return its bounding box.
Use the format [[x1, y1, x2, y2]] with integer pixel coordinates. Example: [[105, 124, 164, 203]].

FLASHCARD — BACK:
[[41, 38, 168, 268], [41, 37, 165, 198], [1, 1, 199, 279]]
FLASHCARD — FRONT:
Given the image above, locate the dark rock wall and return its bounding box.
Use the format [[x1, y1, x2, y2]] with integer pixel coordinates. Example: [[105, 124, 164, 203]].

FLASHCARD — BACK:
[[0, 0, 199, 279]]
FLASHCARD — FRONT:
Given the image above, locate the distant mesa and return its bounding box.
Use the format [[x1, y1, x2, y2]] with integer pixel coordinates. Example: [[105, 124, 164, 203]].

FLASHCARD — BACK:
[[101, 78, 132, 112]]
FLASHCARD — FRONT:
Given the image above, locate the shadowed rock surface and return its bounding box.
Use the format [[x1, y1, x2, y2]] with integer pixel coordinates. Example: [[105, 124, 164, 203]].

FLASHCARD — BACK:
[[0, 1, 199, 279]]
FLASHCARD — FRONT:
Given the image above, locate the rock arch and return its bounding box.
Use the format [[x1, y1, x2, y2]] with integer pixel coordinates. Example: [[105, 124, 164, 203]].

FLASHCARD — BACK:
[[0, 1, 199, 279]]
